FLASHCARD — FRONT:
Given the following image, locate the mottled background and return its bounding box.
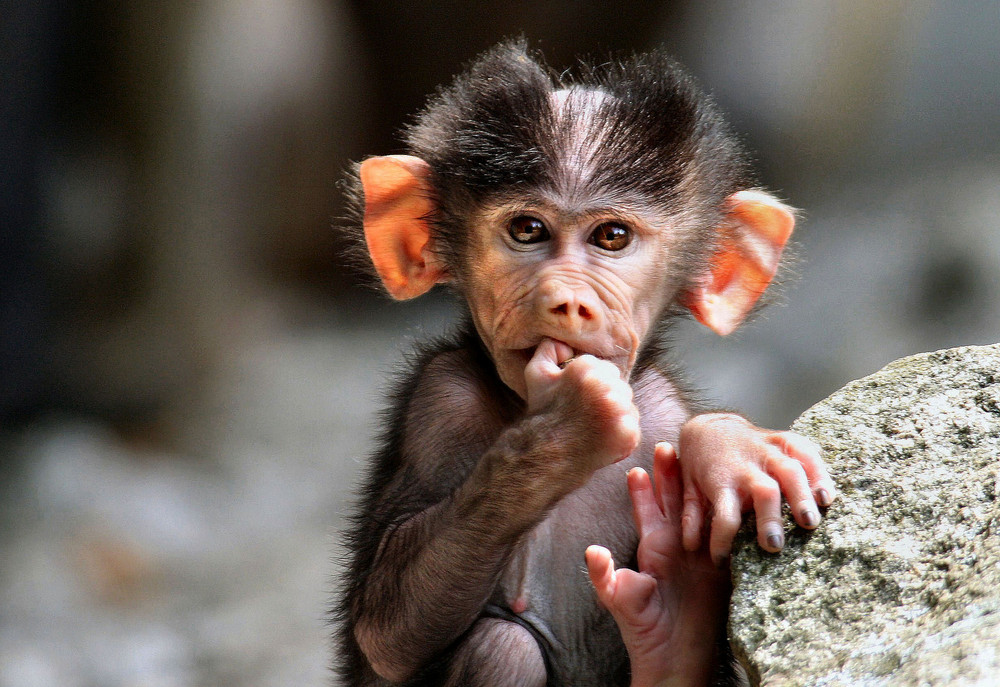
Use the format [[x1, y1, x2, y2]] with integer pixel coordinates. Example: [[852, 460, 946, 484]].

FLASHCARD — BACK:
[[2, 2, 998, 685]]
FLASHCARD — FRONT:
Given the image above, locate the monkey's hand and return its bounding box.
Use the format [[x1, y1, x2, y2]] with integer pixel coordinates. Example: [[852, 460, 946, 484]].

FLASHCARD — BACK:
[[675, 413, 836, 566], [586, 442, 726, 687], [523, 338, 641, 481]]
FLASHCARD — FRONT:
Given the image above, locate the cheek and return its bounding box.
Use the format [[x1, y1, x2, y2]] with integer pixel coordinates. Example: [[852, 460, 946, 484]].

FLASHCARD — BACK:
[[628, 264, 675, 331], [462, 246, 509, 319], [493, 351, 530, 400]]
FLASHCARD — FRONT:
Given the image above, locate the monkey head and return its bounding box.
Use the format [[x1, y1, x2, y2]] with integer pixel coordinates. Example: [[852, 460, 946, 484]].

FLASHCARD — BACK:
[[354, 43, 794, 400]]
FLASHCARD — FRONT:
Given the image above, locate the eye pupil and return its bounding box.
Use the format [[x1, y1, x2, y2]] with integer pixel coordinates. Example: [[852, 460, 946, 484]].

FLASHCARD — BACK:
[[508, 216, 549, 244], [590, 223, 631, 251]]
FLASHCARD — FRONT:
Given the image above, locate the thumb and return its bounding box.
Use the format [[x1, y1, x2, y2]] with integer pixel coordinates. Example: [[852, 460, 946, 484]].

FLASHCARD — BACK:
[[524, 339, 574, 405], [531, 338, 574, 370]]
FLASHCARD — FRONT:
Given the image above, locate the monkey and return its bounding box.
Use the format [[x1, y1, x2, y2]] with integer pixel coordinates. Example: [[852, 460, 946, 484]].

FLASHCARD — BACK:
[[333, 41, 836, 687]]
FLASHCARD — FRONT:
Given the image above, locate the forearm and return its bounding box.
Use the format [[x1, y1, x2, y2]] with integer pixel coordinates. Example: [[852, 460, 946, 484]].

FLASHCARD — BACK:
[[354, 415, 569, 680]]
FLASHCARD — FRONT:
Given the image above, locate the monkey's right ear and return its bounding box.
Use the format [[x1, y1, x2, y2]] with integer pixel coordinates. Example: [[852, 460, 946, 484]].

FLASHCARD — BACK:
[[360, 155, 447, 300]]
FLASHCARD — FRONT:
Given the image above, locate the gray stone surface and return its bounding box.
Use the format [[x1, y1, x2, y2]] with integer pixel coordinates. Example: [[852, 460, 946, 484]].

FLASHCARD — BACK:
[[730, 344, 1000, 686]]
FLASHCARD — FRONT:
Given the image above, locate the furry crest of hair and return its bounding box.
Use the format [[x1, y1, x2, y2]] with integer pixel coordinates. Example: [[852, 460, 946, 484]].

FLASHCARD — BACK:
[[406, 39, 754, 221]]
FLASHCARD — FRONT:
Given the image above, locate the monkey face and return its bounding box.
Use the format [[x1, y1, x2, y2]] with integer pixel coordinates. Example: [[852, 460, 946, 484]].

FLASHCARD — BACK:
[[461, 200, 681, 400]]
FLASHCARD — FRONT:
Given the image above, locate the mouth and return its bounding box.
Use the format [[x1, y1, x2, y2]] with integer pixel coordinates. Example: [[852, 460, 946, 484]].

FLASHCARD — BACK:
[[512, 338, 592, 368]]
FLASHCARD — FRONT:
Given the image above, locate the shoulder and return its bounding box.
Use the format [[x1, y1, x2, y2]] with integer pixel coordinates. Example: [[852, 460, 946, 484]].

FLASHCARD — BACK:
[[403, 344, 510, 462], [349, 332, 507, 526], [372, 331, 513, 484]]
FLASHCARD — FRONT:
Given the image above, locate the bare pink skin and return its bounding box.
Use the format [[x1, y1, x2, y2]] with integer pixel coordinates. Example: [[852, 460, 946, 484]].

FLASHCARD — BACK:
[[495, 227, 836, 684], [587, 443, 725, 687], [676, 414, 835, 565], [523, 337, 641, 468]]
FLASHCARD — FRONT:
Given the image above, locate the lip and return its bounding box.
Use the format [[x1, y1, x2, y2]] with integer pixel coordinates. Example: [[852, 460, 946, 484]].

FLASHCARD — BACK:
[[511, 338, 602, 367]]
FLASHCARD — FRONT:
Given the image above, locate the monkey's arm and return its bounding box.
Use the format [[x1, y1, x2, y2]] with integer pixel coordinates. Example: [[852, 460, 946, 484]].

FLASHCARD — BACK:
[[352, 341, 639, 682], [675, 413, 837, 565], [353, 417, 559, 682]]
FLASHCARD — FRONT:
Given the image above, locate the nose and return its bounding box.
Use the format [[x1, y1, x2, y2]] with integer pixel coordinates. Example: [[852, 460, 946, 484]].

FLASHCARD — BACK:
[[536, 280, 603, 334]]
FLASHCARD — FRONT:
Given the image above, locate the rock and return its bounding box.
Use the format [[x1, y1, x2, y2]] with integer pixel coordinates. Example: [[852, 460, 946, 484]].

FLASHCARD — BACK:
[[729, 344, 1000, 687]]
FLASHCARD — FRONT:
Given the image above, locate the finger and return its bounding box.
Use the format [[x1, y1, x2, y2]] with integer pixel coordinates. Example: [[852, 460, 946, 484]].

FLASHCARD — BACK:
[[585, 545, 617, 609], [766, 450, 821, 529], [524, 339, 574, 406], [627, 468, 661, 540], [681, 485, 705, 552], [652, 442, 682, 521], [572, 354, 628, 389], [749, 473, 785, 552], [772, 431, 837, 506], [605, 569, 657, 626], [708, 489, 742, 567], [587, 545, 658, 629], [529, 337, 575, 372]]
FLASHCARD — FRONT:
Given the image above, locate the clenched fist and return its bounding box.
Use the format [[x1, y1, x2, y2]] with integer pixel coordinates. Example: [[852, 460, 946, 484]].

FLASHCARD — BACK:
[[523, 338, 641, 479]]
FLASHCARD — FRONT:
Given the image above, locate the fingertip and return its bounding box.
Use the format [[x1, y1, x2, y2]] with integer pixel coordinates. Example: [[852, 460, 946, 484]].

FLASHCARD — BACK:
[[654, 441, 676, 459], [797, 505, 821, 529], [626, 467, 650, 488], [530, 338, 576, 373], [621, 412, 641, 440], [552, 339, 574, 365], [528, 338, 556, 367], [816, 485, 837, 507], [758, 527, 785, 553], [709, 530, 732, 568], [585, 544, 612, 568], [585, 545, 616, 593], [709, 494, 741, 565]]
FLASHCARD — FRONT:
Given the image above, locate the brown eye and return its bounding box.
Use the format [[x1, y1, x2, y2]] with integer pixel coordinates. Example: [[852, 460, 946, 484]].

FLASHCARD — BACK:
[[508, 216, 549, 244], [589, 222, 631, 251]]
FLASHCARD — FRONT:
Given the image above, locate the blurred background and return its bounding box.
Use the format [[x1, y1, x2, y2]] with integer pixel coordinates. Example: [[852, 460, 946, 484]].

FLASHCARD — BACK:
[[2, 1, 998, 685]]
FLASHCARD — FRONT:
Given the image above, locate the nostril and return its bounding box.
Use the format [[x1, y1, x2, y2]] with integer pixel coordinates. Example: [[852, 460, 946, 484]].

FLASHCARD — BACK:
[[549, 301, 595, 320]]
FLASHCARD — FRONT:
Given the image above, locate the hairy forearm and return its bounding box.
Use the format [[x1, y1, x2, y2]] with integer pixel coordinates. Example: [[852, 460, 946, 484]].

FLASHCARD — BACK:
[[354, 414, 573, 681]]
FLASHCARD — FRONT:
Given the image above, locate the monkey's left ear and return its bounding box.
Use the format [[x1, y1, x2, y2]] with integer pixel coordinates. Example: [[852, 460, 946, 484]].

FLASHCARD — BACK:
[[684, 190, 795, 336], [360, 155, 448, 300]]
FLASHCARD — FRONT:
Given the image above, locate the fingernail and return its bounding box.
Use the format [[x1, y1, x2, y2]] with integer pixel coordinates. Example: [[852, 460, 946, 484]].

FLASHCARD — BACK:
[[767, 532, 784, 551], [801, 510, 819, 528], [817, 488, 831, 507]]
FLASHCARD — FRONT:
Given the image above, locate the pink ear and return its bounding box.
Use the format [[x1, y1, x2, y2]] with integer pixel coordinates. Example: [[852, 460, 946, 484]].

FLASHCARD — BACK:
[[685, 191, 795, 335], [360, 155, 447, 300]]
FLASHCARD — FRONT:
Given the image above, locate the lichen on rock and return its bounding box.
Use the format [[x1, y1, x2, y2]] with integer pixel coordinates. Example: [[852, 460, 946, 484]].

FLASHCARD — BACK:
[[730, 344, 1000, 686]]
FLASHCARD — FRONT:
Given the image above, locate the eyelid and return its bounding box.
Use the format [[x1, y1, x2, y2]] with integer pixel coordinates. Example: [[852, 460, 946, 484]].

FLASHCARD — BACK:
[[588, 221, 632, 250], [507, 215, 550, 245]]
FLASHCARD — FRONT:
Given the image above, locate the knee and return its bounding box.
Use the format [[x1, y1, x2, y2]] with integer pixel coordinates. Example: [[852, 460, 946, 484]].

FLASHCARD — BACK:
[[446, 618, 547, 687]]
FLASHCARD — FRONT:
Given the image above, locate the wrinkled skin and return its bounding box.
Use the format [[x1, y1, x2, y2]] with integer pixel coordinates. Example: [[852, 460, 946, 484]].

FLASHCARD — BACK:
[[464, 198, 680, 402], [348, 191, 835, 686]]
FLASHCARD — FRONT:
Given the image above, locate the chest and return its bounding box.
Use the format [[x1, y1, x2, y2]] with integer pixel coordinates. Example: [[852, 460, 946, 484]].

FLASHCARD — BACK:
[[490, 455, 639, 685], [494, 369, 688, 616]]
